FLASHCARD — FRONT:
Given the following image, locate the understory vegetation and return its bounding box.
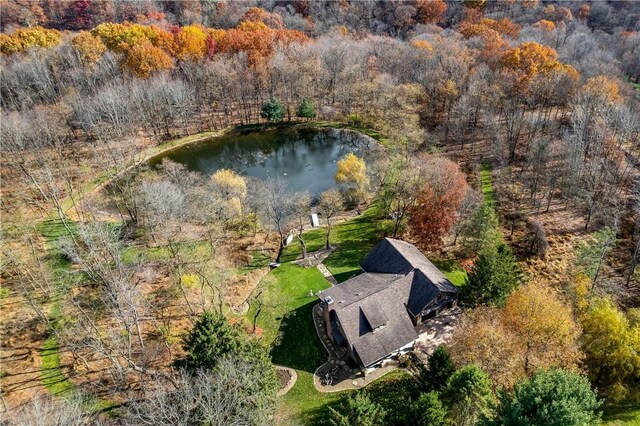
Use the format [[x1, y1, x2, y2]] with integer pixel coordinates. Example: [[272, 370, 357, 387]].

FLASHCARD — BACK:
[[1, 1, 639, 425]]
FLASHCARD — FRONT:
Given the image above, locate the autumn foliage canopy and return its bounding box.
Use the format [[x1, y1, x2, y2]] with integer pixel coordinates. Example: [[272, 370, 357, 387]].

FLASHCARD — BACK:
[[408, 157, 468, 251]]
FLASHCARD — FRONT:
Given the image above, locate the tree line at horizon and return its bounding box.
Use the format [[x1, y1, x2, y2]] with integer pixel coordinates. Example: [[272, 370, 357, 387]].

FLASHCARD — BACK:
[[1, 1, 639, 425]]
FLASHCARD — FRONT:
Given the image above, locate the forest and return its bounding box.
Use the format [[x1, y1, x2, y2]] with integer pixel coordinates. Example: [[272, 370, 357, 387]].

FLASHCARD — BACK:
[[0, 1, 639, 425]]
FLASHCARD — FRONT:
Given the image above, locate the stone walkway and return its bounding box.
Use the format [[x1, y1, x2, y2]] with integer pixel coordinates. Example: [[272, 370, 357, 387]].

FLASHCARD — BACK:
[[292, 247, 335, 268], [316, 263, 338, 285]]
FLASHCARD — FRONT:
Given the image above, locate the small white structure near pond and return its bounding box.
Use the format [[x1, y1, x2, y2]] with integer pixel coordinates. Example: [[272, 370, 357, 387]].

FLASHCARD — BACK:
[[285, 234, 294, 246], [311, 213, 320, 227]]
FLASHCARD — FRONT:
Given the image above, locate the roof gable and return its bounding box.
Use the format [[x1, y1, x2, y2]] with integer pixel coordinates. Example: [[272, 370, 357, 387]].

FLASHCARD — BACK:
[[360, 238, 414, 275]]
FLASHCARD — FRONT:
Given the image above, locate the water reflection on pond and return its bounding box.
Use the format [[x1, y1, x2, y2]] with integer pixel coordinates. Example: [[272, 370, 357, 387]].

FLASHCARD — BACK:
[[150, 128, 377, 195]]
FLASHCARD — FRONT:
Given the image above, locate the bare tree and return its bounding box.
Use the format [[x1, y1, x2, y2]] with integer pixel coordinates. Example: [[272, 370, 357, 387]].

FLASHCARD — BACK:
[[14, 393, 100, 426], [252, 177, 294, 263], [291, 192, 312, 259], [126, 358, 277, 426], [318, 189, 344, 250]]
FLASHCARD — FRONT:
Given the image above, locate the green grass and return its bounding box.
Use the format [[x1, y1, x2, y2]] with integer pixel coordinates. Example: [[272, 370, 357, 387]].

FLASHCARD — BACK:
[[281, 203, 384, 282], [480, 163, 495, 207], [0, 286, 10, 300], [602, 404, 640, 425], [431, 258, 468, 287], [246, 263, 331, 345], [41, 335, 75, 397]]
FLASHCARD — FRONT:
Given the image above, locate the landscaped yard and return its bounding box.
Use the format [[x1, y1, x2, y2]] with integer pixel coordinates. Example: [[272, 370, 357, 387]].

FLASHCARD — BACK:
[[239, 202, 469, 424]]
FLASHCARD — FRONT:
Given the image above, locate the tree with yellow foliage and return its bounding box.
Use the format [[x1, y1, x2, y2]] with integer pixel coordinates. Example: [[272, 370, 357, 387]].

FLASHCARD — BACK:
[[173, 25, 207, 61], [0, 26, 62, 54], [503, 281, 583, 376], [124, 41, 173, 78], [335, 153, 369, 208], [450, 281, 583, 389], [0, 33, 23, 54], [210, 169, 247, 225], [72, 31, 107, 66], [581, 298, 640, 400]]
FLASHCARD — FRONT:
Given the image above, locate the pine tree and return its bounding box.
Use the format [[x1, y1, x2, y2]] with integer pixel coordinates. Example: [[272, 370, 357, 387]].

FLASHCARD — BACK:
[[183, 311, 241, 371], [261, 97, 285, 122], [296, 98, 316, 120], [462, 244, 522, 307], [494, 369, 601, 426]]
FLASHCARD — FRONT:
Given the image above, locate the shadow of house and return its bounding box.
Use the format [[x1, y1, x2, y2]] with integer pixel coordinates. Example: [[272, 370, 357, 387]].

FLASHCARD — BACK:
[[270, 301, 327, 373], [317, 238, 459, 370]]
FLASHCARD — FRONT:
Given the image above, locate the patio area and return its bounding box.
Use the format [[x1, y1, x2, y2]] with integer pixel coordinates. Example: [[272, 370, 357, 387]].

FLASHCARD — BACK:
[[311, 303, 462, 392]]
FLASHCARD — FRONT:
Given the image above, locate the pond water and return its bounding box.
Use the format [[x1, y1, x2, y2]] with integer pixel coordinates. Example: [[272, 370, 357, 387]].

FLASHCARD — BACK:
[[150, 128, 376, 195]]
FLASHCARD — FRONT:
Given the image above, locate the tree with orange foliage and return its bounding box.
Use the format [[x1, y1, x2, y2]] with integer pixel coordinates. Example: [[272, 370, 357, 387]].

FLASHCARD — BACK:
[[450, 281, 583, 389], [72, 31, 107, 66], [124, 41, 173, 78], [502, 42, 559, 77], [0, 33, 23, 55], [533, 19, 556, 31], [408, 157, 468, 250], [415, 0, 447, 24], [241, 7, 284, 29], [460, 17, 520, 40]]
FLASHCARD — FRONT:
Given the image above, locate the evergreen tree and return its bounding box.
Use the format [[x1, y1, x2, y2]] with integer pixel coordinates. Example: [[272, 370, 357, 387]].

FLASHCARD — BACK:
[[261, 97, 285, 122], [296, 98, 316, 120], [462, 244, 522, 307], [494, 369, 602, 426], [183, 311, 242, 371], [419, 346, 456, 392], [411, 391, 449, 426], [329, 392, 386, 426], [443, 365, 495, 426], [462, 203, 501, 253]]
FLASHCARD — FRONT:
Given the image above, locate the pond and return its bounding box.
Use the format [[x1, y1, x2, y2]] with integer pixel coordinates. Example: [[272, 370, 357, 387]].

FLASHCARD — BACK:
[[150, 128, 377, 195]]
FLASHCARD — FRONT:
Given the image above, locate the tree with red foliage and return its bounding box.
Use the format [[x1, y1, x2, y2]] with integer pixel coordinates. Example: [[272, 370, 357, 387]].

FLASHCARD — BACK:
[[408, 157, 469, 251], [73, 0, 92, 30]]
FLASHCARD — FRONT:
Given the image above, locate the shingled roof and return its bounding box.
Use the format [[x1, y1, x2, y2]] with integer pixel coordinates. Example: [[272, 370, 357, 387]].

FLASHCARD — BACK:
[[361, 238, 459, 294], [320, 281, 418, 367], [317, 238, 459, 367]]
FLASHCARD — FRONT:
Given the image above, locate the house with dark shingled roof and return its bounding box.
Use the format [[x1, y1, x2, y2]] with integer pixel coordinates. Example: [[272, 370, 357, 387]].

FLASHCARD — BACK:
[[317, 238, 459, 369]]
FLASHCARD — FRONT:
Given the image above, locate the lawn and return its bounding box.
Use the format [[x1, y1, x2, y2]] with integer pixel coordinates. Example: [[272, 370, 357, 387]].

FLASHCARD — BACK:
[[241, 202, 468, 424], [280, 203, 384, 282], [239, 263, 340, 425], [245, 204, 388, 424], [602, 404, 640, 425], [479, 162, 495, 207]]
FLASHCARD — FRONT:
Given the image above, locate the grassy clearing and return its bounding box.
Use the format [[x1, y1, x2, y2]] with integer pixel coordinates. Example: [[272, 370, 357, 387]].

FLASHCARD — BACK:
[[280, 203, 384, 282], [602, 404, 640, 425], [431, 258, 468, 287], [479, 163, 495, 207], [35, 219, 116, 413]]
